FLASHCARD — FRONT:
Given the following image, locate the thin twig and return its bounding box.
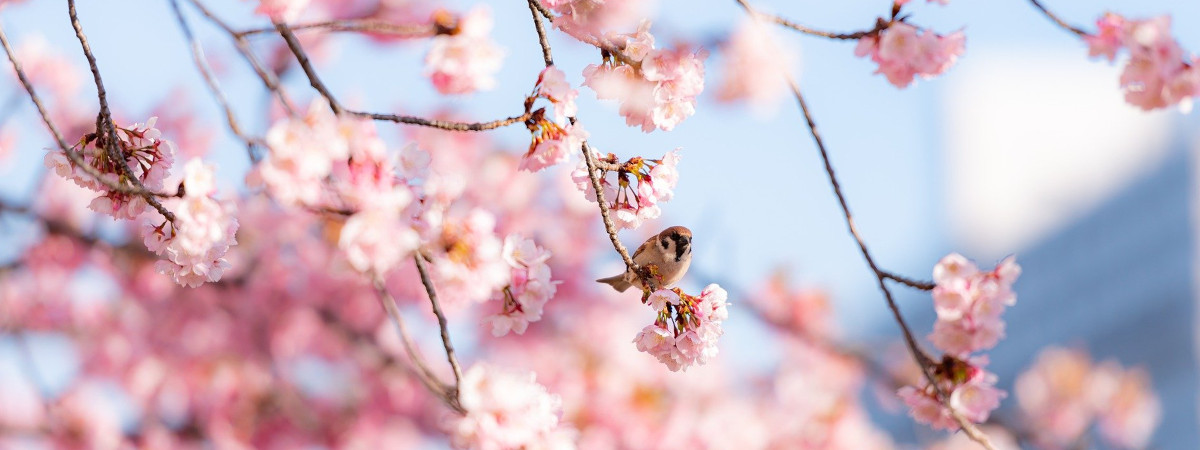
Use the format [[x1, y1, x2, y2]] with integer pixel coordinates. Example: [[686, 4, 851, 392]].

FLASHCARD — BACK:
[[370, 275, 465, 414], [530, 0, 554, 22], [1028, 0, 1088, 37], [347, 110, 532, 131], [186, 0, 298, 116], [68, 0, 177, 222], [236, 20, 436, 39], [275, 22, 345, 115], [413, 254, 464, 397], [168, 0, 264, 162], [758, 10, 888, 40], [527, 0, 554, 66], [882, 271, 936, 291]]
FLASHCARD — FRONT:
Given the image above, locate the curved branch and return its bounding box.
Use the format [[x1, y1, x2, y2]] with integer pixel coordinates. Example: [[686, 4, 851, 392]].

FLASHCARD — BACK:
[[1028, 0, 1088, 37], [882, 271, 936, 291], [236, 20, 436, 39], [371, 274, 465, 414], [412, 254, 464, 399], [348, 110, 532, 132], [168, 0, 265, 162]]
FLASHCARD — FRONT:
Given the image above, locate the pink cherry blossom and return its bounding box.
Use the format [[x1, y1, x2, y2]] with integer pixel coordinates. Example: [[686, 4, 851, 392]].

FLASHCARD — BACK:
[[1092, 363, 1162, 449], [521, 122, 587, 173], [927, 254, 1020, 356], [717, 20, 794, 109], [339, 208, 419, 276], [582, 25, 705, 132], [253, 0, 311, 23], [855, 23, 965, 88], [543, 0, 646, 41], [425, 6, 505, 95], [1083, 13, 1200, 111], [899, 357, 1005, 431], [147, 159, 240, 287], [489, 234, 559, 337], [450, 364, 573, 450], [537, 66, 579, 123], [634, 284, 728, 371], [248, 99, 348, 207], [571, 149, 681, 230]]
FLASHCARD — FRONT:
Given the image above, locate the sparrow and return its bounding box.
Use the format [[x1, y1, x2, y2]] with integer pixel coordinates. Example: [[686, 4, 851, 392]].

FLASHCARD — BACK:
[[596, 226, 692, 293]]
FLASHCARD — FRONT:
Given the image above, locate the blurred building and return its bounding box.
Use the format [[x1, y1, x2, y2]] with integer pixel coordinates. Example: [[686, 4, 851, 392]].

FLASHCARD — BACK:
[[985, 145, 1197, 448]]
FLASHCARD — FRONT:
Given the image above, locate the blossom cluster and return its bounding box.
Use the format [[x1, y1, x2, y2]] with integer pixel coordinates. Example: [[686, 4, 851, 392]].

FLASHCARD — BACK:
[[143, 159, 240, 288], [570, 148, 679, 230], [521, 67, 587, 173], [425, 6, 505, 95], [541, 0, 644, 42], [1015, 347, 1162, 449], [449, 364, 575, 449], [489, 235, 559, 337], [633, 284, 729, 371], [928, 253, 1021, 356], [897, 355, 1005, 430], [899, 254, 1020, 430], [716, 21, 794, 109], [1085, 13, 1200, 111], [854, 22, 965, 88], [44, 118, 175, 220], [582, 23, 706, 132]]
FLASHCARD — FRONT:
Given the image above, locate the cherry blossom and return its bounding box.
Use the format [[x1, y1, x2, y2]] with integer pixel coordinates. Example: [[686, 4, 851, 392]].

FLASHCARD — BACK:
[[898, 356, 1005, 430], [854, 22, 965, 88], [144, 159, 239, 287], [1083, 12, 1200, 111], [450, 364, 574, 450], [1015, 347, 1161, 449], [253, 0, 312, 22], [425, 6, 505, 95], [542, 0, 646, 41], [536, 66, 579, 123], [928, 254, 1021, 356], [489, 234, 559, 337], [582, 24, 706, 132], [634, 284, 729, 371], [247, 99, 348, 207], [571, 148, 680, 230], [716, 20, 795, 109]]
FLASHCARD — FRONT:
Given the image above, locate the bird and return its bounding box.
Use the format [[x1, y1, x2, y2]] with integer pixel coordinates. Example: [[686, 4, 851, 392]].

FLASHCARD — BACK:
[[596, 226, 692, 293]]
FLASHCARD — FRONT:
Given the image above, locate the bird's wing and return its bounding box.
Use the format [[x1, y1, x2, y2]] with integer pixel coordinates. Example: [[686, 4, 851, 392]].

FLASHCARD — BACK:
[[631, 234, 656, 261]]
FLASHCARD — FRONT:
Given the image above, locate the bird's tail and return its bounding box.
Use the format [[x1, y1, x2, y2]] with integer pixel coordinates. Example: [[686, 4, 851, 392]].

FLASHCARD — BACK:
[[596, 274, 633, 293]]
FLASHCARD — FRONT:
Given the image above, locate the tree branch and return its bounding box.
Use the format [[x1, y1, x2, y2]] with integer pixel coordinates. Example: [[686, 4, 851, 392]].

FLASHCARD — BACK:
[[236, 20, 436, 39], [371, 274, 465, 414], [185, 0, 298, 117], [168, 0, 265, 162], [1028, 0, 1088, 37], [412, 254, 464, 399], [67, 0, 177, 222]]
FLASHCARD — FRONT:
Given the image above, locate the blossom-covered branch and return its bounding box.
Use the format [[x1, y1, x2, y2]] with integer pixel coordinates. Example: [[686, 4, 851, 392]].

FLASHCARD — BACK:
[[235, 20, 438, 39], [67, 0, 177, 221]]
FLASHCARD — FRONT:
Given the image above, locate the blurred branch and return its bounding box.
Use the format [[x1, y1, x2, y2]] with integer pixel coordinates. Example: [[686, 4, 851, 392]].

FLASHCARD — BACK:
[[235, 20, 436, 39], [1028, 0, 1088, 37], [185, 0, 298, 116], [756, 10, 890, 40], [371, 274, 465, 414], [168, 0, 265, 163]]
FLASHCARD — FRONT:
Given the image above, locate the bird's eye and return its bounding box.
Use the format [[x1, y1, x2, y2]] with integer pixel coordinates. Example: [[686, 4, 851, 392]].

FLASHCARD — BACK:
[[660, 237, 669, 249]]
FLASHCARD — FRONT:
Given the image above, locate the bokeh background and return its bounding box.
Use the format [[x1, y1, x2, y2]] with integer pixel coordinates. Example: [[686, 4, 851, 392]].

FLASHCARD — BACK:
[[2, 0, 1199, 447]]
